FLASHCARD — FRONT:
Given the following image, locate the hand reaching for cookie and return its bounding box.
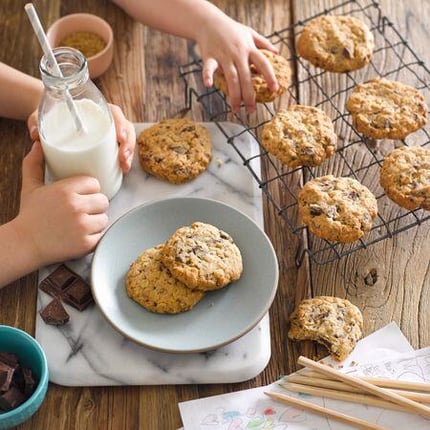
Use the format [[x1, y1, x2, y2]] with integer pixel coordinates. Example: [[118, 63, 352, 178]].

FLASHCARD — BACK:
[[113, 0, 279, 113], [196, 15, 279, 113]]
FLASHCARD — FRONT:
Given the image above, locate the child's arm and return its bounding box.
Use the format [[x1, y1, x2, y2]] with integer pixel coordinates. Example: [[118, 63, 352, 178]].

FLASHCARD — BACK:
[[0, 63, 43, 120], [113, 0, 278, 112], [0, 142, 109, 289]]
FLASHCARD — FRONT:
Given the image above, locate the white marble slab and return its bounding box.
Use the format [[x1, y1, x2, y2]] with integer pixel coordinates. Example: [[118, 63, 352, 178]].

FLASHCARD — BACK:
[[35, 122, 272, 386]]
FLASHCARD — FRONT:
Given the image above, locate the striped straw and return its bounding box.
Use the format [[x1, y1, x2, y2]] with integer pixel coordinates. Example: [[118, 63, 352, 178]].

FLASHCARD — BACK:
[[24, 3, 86, 134]]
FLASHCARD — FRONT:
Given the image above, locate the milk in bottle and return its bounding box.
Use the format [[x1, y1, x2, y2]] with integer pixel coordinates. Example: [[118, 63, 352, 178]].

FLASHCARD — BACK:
[[38, 47, 122, 199]]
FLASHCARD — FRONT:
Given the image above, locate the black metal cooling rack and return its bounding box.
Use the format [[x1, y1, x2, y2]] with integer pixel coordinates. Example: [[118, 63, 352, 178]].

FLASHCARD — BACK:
[[178, 0, 430, 265]]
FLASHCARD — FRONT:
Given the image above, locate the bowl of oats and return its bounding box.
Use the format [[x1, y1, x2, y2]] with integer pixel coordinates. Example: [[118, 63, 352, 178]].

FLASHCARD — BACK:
[[47, 13, 114, 79]]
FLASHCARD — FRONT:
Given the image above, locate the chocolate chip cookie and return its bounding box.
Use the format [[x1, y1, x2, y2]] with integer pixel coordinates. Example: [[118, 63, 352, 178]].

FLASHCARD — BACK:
[[137, 118, 212, 184], [288, 296, 363, 361], [214, 49, 291, 103], [261, 105, 337, 167], [297, 15, 374, 73], [161, 222, 243, 291], [346, 78, 428, 139], [126, 245, 205, 314], [380, 145, 430, 210], [298, 175, 378, 242]]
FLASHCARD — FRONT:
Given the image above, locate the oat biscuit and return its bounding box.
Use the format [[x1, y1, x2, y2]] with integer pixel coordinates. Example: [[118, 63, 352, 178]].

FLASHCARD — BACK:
[[297, 15, 374, 73], [214, 49, 291, 103], [346, 78, 428, 139], [261, 105, 337, 167], [137, 118, 212, 184], [126, 245, 205, 314], [298, 175, 378, 242], [380, 145, 430, 211], [288, 296, 363, 361], [161, 222, 243, 291]]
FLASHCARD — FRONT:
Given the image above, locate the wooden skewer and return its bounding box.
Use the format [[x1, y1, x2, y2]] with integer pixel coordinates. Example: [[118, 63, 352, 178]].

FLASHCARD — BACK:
[[281, 381, 406, 411], [265, 391, 390, 430], [285, 373, 430, 404], [298, 369, 430, 393], [298, 356, 430, 418]]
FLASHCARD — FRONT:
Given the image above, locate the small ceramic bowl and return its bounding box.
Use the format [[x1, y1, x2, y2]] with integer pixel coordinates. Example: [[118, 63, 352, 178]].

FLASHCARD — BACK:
[[47, 13, 114, 79], [0, 326, 49, 430]]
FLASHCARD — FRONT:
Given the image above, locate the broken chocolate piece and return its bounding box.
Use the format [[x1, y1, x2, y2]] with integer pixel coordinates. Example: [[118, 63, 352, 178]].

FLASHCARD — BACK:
[[0, 352, 38, 412], [62, 278, 94, 311], [0, 362, 14, 392], [22, 368, 36, 397], [39, 264, 78, 297], [0, 352, 19, 369], [0, 386, 27, 411], [39, 298, 70, 326]]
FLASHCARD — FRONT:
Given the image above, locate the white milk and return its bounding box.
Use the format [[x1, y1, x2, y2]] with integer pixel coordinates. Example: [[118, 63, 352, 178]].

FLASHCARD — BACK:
[[40, 98, 122, 199]]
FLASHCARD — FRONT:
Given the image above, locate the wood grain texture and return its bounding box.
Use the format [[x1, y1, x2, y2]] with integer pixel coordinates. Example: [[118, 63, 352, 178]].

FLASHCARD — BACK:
[[0, 1, 429, 429]]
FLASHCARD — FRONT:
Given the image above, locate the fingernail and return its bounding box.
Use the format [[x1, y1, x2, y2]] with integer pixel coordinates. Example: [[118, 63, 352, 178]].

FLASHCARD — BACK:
[[124, 149, 131, 161], [246, 105, 256, 114], [120, 127, 127, 139]]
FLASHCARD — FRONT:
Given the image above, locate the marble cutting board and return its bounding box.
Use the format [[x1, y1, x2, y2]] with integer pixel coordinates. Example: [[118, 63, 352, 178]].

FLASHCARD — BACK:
[[35, 122, 272, 387]]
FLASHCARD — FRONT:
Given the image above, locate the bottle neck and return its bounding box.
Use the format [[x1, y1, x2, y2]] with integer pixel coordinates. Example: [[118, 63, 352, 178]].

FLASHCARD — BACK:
[[40, 47, 89, 91]]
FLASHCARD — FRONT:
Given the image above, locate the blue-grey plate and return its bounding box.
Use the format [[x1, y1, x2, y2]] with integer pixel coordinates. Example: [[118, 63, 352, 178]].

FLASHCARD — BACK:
[[91, 197, 279, 353]]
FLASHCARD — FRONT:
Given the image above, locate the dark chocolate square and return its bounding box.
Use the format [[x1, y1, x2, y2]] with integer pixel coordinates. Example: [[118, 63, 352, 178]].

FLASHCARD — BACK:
[[39, 264, 80, 297], [62, 278, 94, 311], [39, 298, 70, 326]]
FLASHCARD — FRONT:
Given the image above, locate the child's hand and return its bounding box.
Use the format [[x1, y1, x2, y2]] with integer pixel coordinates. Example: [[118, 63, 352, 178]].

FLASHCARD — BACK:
[[27, 103, 136, 174], [196, 17, 279, 113], [13, 141, 109, 266]]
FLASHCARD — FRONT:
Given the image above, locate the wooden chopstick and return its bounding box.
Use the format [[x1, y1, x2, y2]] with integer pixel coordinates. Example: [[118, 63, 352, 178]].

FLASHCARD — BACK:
[[281, 381, 407, 411], [298, 356, 430, 418], [265, 391, 390, 430], [298, 369, 430, 393], [285, 373, 430, 403]]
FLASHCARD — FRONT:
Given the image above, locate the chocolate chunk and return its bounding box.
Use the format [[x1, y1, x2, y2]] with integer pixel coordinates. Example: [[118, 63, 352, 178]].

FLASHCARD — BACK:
[[0, 352, 39, 412], [0, 352, 19, 369], [0, 386, 27, 411], [0, 362, 14, 392], [22, 368, 36, 397], [39, 298, 70, 326], [39, 264, 78, 297], [62, 278, 94, 311]]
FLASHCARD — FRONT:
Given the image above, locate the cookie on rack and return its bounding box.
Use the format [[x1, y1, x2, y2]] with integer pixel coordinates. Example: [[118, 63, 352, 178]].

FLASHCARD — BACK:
[[346, 78, 428, 140], [137, 118, 212, 184], [297, 15, 374, 73], [298, 175, 378, 242], [126, 244, 205, 314], [161, 222, 243, 291], [214, 49, 291, 103], [380, 145, 430, 211], [261, 105, 337, 167], [288, 296, 363, 361]]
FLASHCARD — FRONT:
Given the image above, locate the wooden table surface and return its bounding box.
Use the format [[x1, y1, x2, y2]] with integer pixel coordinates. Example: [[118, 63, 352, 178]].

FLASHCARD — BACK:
[[1, 1, 429, 429]]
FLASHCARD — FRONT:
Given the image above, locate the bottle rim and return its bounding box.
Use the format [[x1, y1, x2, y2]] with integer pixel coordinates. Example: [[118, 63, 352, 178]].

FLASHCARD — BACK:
[[39, 47, 89, 90]]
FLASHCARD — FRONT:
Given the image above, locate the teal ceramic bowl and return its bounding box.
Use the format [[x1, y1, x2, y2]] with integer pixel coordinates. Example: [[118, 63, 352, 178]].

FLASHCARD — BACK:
[[0, 326, 49, 430]]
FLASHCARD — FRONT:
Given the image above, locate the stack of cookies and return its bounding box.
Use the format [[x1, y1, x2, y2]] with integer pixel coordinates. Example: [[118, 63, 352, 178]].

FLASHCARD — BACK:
[[125, 222, 243, 314]]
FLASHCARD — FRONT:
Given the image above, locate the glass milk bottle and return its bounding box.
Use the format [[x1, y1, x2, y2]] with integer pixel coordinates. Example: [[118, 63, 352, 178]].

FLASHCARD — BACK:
[[38, 47, 122, 200]]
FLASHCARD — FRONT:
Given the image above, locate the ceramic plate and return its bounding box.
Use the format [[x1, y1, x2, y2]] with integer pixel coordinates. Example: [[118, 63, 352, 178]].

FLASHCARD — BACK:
[[91, 197, 279, 353]]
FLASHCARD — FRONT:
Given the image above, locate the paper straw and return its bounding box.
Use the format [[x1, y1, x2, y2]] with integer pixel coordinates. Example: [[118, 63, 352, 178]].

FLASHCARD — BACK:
[[24, 3, 86, 134]]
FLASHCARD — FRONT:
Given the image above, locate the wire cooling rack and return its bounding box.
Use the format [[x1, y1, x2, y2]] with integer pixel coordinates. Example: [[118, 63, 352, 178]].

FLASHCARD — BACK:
[[179, 0, 430, 265]]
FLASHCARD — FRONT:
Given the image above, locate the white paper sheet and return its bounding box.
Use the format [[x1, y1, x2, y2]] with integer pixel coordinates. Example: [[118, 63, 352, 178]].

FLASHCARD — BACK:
[[179, 322, 430, 430]]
